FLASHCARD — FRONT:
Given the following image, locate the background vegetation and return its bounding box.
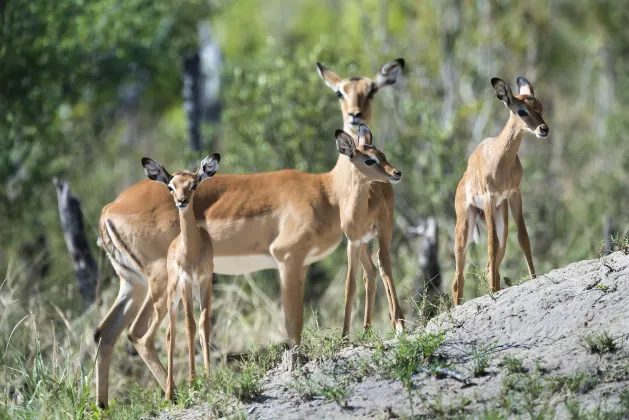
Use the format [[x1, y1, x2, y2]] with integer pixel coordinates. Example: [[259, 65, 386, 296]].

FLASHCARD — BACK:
[[2, 0, 629, 415]]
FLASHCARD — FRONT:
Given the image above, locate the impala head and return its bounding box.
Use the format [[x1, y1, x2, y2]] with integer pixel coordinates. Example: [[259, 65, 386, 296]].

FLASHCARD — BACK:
[[491, 77, 549, 139], [335, 124, 402, 184], [317, 58, 404, 132], [141, 154, 220, 209]]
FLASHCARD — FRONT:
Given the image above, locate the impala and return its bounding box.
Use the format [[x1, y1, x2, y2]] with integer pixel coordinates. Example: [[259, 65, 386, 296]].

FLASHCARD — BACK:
[[452, 77, 549, 305], [95, 59, 405, 408], [141, 155, 219, 401], [335, 125, 403, 337]]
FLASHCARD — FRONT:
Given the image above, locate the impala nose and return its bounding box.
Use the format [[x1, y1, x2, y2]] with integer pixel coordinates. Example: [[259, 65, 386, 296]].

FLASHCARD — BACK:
[[176, 198, 188, 208], [348, 111, 362, 125], [539, 125, 549, 136]]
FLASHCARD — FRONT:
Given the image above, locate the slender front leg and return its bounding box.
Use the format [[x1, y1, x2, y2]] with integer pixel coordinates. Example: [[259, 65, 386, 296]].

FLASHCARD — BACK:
[[199, 275, 213, 372], [484, 193, 500, 292], [508, 189, 535, 279], [165, 283, 177, 402], [359, 244, 377, 330], [180, 278, 196, 384], [342, 240, 361, 337], [375, 223, 404, 333]]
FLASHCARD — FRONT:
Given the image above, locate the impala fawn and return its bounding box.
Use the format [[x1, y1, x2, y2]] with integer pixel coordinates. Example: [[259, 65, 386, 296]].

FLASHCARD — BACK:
[[452, 77, 549, 305], [141, 154, 220, 401]]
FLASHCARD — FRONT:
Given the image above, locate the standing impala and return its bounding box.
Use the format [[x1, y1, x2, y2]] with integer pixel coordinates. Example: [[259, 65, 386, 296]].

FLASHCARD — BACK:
[[141, 155, 219, 401], [452, 77, 549, 305], [335, 125, 403, 337], [94, 59, 405, 408], [317, 59, 405, 337]]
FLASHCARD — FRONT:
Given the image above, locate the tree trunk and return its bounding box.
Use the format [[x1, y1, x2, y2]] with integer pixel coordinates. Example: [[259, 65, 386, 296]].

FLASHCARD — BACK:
[[54, 178, 98, 308], [183, 51, 202, 154], [408, 217, 442, 315]]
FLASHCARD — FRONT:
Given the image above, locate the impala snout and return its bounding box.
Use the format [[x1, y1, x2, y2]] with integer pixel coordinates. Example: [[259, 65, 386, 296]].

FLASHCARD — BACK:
[[347, 110, 362, 126], [176, 198, 188, 208], [389, 168, 402, 184], [536, 124, 549, 138]]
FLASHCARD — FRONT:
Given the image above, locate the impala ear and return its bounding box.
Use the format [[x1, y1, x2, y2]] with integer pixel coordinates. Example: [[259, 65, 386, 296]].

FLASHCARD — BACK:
[[197, 153, 220, 183], [516, 77, 535, 96], [335, 129, 356, 159], [142, 158, 172, 185], [316, 62, 342, 91], [373, 58, 404, 90], [491, 77, 514, 106], [357, 124, 373, 146]]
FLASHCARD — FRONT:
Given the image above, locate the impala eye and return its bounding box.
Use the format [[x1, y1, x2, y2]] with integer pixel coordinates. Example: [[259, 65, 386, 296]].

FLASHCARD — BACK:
[[517, 109, 528, 117], [336, 91, 344, 99], [364, 159, 377, 166], [167, 186, 174, 194], [190, 184, 197, 191]]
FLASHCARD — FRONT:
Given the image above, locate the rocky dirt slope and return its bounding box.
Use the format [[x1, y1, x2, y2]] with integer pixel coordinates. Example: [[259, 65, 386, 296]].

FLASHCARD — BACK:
[[162, 252, 629, 419]]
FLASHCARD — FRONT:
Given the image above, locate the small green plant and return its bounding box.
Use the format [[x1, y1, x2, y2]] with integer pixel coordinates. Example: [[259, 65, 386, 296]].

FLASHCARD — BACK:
[[610, 232, 629, 255], [550, 372, 599, 394], [471, 343, 497, 377], [583, 331, 618, 353], [595, 283, 610, 292], [292, 375, 349, 407], [503, 355, 526, 374]]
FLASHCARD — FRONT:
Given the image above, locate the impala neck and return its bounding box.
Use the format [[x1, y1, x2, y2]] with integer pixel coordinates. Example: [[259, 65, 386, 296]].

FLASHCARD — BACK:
[[177, 201, 202, 256], [494, 111, 525, 165]]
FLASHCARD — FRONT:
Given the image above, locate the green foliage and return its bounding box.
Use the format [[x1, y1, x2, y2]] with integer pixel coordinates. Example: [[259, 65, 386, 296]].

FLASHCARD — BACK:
[[583, 331, 619, 354], [503, 355, 526, 374], [470, 342, 497, 377]]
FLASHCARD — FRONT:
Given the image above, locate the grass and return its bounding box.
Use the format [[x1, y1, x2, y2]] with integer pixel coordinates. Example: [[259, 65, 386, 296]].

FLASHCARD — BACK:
[[550, 371, 599, 395], [583, 331, 618, 354], [470, 342, 497, 377], [502, 355, 526, 374], [291, 375, 349, 407]]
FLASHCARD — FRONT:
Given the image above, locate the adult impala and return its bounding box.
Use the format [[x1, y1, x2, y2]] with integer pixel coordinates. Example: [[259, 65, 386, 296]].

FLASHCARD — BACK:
[[95, 58, 405, 408], [451, 76, 549, 305]]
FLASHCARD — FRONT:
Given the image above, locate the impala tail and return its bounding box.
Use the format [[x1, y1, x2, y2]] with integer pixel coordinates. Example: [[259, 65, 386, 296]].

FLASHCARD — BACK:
[[98, 214, 144, 281]]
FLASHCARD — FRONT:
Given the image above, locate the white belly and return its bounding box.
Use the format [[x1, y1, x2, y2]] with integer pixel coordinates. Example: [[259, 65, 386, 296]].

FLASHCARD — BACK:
[[213, 243, 339, 275], [213, 255, 277, 275]]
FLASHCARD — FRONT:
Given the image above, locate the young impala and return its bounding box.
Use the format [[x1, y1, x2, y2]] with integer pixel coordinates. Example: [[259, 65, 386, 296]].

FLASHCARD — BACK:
[[95, 58, 405, 408], [335, 124, 403, 336], [452, 77, 549, 305], [141, 155, 219, 401]]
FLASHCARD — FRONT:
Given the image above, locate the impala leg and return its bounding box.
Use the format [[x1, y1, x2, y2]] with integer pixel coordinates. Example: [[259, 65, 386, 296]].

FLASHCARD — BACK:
[[452, 205, 473, 306], [165, 281, 178, 402], [484, 194, 500, 292], [359, 244, 377, 331], [275, 257, 307, 345], [180, 278, 196, 384], [94, 277, 146, 409], [199, 275, 213, 372], [509, 189, 536, 279], [127, 265, 168, 392], [495, 203, 509, 282], [376, 226, 404, 333], [342, 240, 361, 337], [484, 203, 509, 282]]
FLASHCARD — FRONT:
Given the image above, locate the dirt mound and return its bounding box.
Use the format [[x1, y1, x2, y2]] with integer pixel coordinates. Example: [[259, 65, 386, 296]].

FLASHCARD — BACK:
[[161, 252, 629, 419]]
